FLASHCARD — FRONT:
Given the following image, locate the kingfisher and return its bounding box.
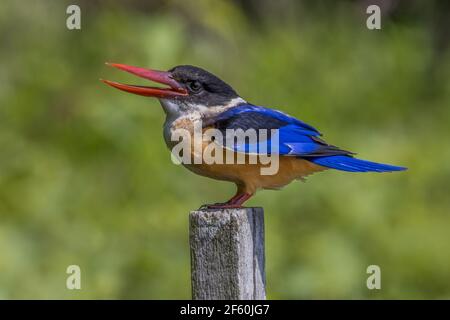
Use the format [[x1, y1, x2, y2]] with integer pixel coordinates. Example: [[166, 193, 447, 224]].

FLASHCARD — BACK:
[[101, 63, 406, 208]]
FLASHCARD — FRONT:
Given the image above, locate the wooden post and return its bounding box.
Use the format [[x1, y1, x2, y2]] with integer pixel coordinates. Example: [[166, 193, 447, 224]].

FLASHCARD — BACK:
[[189, 207, 266, 300]]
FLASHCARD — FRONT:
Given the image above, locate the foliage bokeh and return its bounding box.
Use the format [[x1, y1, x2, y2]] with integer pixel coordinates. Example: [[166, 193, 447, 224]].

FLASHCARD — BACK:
[[0, 0, 449, 299]]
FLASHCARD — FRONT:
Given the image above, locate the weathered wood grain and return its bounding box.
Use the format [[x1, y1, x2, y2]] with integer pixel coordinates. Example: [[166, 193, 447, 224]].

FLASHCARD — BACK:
[[189, 208, 266, 300]]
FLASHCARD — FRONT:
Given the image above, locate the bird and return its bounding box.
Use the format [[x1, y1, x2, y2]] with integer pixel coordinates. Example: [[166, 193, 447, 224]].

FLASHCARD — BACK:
[[101, 63, 406, 209]]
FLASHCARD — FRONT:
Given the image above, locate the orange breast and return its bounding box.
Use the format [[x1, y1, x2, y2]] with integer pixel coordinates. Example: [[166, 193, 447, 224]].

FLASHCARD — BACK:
[[169, 120, 327, 193], [182, 136, 326, 194]]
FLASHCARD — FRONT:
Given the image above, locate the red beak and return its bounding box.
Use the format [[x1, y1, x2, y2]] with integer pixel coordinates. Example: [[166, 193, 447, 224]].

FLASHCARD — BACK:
[[101, 63, 188, 98]]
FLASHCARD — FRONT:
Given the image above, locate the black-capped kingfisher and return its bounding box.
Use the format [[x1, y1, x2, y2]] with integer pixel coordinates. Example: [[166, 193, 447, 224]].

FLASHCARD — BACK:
[[101, 63, 406, 209]]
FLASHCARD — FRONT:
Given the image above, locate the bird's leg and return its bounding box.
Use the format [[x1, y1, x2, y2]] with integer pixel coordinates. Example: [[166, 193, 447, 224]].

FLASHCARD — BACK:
[[199, 190, 242, 209], [200, 192, 253, 209]]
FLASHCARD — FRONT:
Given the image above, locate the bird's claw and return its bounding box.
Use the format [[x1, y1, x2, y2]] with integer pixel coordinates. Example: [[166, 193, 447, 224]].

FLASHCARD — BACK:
[[198, 202, 244, 210], [198, 193, 252, 210]]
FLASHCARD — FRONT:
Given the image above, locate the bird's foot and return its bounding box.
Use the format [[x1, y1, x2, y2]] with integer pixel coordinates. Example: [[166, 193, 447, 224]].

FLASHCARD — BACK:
[[202, 203, 245, 209], [199, 193, 253, 210], [198, 202, 237, 210]]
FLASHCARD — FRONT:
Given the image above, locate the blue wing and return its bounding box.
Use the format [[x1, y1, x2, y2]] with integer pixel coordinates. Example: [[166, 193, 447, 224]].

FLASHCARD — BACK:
[[212, 104, 351, 157], [210, 103, 406, 172]]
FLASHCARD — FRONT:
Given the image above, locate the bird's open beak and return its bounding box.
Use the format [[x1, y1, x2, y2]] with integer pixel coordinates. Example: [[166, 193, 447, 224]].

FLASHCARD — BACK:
[[101, 63, 188, 98]]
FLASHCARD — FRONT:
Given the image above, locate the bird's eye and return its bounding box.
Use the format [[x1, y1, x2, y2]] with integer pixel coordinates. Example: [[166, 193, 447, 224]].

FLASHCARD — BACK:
[[188, 81, 202, 93]]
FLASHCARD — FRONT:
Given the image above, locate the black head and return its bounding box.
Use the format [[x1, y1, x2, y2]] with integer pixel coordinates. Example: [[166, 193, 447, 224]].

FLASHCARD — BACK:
[[102, 63, 241, 114], [168, 65, 239, 107]]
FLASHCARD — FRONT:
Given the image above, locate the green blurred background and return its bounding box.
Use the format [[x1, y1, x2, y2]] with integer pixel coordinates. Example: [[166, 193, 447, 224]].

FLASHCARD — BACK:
[[0, 0, 449, 299]]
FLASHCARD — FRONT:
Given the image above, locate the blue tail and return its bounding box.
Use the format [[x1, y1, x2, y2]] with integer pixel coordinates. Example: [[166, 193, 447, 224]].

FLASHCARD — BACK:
[[310, 155, 407, 173]]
